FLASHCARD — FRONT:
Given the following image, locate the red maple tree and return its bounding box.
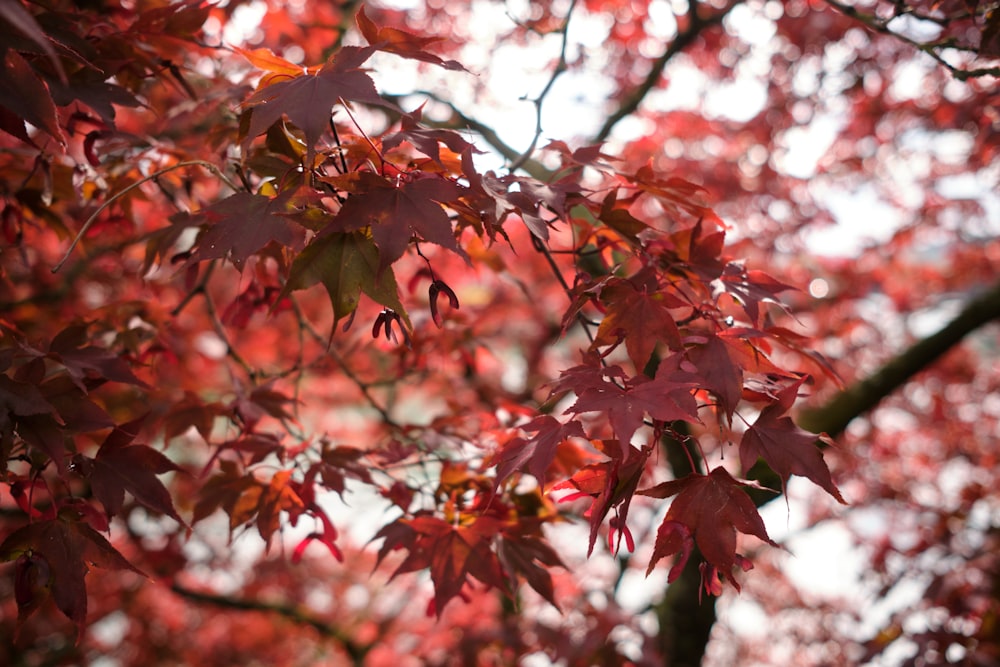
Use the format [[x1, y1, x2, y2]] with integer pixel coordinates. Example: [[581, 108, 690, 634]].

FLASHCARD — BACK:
[[1, 1, 997, 665]]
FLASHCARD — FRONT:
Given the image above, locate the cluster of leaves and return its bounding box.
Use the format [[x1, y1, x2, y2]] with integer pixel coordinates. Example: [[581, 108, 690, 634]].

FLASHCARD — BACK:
[[0, 1, 844, 645], [7, 0, 996, 663]]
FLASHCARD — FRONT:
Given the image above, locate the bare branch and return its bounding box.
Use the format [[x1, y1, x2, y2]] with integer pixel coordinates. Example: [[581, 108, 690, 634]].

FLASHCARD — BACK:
[[594, 1, 743, 143], [508, 0, 578, 172], [170, 583, 370, 664], [823, 0, 1000, 81], [799, 278, 1000, 437]]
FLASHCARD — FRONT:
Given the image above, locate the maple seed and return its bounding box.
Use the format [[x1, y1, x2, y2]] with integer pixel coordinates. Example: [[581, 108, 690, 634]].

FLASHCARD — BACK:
[[429, 280, 460, 327], [373, 309, 411, 347]]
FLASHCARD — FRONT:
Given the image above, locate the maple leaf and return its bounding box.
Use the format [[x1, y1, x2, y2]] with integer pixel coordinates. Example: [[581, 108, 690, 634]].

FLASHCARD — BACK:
[[496, 533, 564, 609], [72, 421, 184, 523], [719, 264, 795, 325], [242, 46, 395, 154], [671, 217, 727, 280], [630, 166, 722, 225], [255, 469, 306, 548], [162, 392, 227, 442], [597, 189, 649, 241], [0, 514, 145, 636], [233, 46, 303, 79], [327, 172, 468, 273], [552, 441, 650, 556], [188, 191, 304, 270], [232, 383, 297, 430], [552, 355, 700, 447], [542, 139, 616, 169], [640, 466, 777, 591], [740, 379, 846, 503], [302, 444, 373, 499], [0, 373, 56, 472], [192, 459, 259, 528], [373, 515, 507, 617], [356, 7, 467, 71], [0, 0, 66, 82], [468, 170, 555, 241], [381, 105, 477, 166], [0, 50, 64, 146], [47, 323, 149, 391], [40, 374, 115, 433], [686, 333, 744, 420], [280, 229, 409, 327], [591, 274, 685, 370], [220, 433, 284, 466], [491, 415, 587, 486]]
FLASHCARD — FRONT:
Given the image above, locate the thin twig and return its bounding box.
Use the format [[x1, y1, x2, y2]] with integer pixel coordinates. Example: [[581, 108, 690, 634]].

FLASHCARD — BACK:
[[289, 296, 400, 428], [52, 160, 240, 273], [171, 261, 217, 317], [201, 285, 256, 379], [508, 0, 578, 172], [531, 234, 596, 345]]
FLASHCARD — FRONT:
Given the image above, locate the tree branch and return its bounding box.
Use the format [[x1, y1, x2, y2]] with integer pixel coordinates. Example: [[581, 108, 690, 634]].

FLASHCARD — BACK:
[[508, 0, 577, 172], [798, 278, 1000, 437], [823, 0, 1000, 81], [594, 1, 742, 143], [170, 582, 370, 664]]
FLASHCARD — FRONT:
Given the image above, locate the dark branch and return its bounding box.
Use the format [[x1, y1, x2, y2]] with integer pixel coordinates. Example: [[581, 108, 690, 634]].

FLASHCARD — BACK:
[[594, 1, 742, 143], [823, 0, 1000, 80], [798, 278, 1000, 438], [170, 582, 371, 664], [508, 0, 577, 172]]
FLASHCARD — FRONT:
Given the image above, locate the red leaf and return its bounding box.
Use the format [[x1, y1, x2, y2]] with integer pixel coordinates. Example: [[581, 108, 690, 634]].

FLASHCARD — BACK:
[[382, 106, 478, 166], [372, 515, 506, 617], [641, 467, 776, 592], [492, 415, 587, 486], [552, 355, 700, 448], [192, 459, 258, 526], [591, 275, 685, 369], [497, 535, 563, 609], [0, 50, 64, 145], [686, 333, 744, 420], [720, 264, 795, 326], [0, 0, 66, 82], [356, 7, 467, 71], [48, 323, 149, 391], [255, 469, 305, 548], [242, 46, 395, 152], [552, 443, 650, 556], [740, 381, 846, 503], [0, 516, 144, 636], [328, 172, 468, 274], [75, 422, 184, 523], [189, 191, 304, 270]]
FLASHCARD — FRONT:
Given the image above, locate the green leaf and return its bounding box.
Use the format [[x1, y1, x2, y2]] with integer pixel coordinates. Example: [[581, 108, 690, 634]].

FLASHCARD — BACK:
[[281, 230, 409, 327]]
